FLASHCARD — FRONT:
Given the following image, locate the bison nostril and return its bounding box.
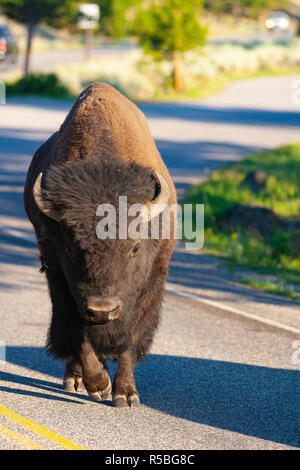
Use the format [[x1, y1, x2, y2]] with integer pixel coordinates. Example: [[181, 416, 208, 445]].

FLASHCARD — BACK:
[[86, 309, 97, 318], [106, 305, 120, 320], [86, 299, 121, 323]]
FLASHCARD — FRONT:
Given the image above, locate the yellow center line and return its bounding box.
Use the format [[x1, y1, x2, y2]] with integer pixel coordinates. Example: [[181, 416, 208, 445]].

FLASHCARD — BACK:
[[0, 424, 47, 450], [0, 405, 86, 450]]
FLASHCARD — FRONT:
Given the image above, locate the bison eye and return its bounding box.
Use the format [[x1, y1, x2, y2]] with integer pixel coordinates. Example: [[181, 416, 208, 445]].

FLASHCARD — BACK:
[[131, 243, 141, 257]]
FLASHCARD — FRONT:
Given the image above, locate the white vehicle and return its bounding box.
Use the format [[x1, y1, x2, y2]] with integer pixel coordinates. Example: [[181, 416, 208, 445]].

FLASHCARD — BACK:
[[265, 11, 291, 31]]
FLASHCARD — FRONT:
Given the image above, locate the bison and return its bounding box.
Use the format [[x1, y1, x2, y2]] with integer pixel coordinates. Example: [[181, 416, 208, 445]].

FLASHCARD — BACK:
[[24, 83, 176, 407]]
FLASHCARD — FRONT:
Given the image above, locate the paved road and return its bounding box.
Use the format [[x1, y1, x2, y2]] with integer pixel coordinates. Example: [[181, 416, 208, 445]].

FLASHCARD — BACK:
[[12, 30, 294, 73], [0, 76, 299, 450], [141, 75, 300, 184], [16, 44, 139, 72], [209, 30, 295, 44]]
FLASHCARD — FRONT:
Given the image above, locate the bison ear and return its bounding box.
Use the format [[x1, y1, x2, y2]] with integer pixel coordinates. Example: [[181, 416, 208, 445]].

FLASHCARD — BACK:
[[151, 172, 162, 201], [33, 173, 61, 222], [140, 171, 170, 223]]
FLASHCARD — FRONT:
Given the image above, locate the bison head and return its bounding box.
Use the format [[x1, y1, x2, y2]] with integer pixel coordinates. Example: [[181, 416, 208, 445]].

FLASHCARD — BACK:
[[33, 157, 170, 328]]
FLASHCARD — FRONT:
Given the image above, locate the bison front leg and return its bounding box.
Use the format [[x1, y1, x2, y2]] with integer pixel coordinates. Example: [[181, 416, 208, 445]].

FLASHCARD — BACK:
[[80, 340, 112, 401], [113, 350, 140, 408], [63, 357, 84, 392]]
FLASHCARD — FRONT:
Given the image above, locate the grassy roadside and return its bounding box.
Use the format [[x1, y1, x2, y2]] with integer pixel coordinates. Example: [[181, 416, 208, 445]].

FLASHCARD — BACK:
[[184, 143, 300, 300], [4, 64, 300, 103], [4, 35, 300, 102], [5, 72, 73, 99], [151, 66, 300, 101], [234, 278, 300, 301]]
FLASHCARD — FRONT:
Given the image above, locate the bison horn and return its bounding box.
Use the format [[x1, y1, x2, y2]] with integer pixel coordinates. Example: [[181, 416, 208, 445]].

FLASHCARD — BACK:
[[140, 171, 170, 223], [33, 173, 61, 222]]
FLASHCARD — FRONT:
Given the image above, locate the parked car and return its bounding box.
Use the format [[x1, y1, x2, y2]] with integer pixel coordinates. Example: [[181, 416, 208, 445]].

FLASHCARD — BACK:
[[0, 24, 18, 66], [265, 11, 291, 31]]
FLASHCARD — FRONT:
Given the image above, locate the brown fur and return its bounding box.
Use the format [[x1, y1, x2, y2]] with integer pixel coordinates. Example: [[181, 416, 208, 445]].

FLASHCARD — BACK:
[[24, 83, 177, 407]]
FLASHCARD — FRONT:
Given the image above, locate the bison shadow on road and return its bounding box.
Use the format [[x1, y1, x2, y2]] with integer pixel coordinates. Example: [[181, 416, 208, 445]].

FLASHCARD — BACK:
[[1, 346, 299, 448]]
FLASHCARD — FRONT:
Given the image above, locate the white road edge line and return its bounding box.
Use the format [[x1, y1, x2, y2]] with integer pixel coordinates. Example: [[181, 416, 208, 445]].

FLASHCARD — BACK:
[[1, 224, 299, 335], [166, 283, 300, 335]]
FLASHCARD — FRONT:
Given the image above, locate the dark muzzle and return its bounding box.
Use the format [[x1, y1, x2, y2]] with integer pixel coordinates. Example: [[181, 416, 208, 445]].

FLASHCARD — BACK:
[[86, 296, 121, 324]]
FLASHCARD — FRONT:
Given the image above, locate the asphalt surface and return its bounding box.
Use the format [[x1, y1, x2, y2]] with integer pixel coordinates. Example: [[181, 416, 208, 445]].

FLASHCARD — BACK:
[[0, 75, 299, 450], [13, 30, 295, 73], [17, 44, 139, 72]]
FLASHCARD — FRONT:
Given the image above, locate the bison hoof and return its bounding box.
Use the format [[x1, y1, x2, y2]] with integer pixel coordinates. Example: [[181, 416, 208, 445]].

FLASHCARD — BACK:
[[87, 378, 112, 402], [63, 377, 85, 393], [113, 394, 140, 408], [101, 381, 113, 401]]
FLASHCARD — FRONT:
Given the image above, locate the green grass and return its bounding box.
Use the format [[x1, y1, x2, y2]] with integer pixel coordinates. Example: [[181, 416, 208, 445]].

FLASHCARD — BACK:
[[6, 73, 73, 99], [234, 278, 300, 301], [151, 66, 300, 102], [4, 52, 300, 103], [185, 143, 300, 290], [4, 64, 300, 103]]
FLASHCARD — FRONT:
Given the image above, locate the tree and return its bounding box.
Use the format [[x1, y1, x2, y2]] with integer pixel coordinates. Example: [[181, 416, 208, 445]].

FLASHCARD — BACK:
[[0, 0, 80, 76], [241, 0, 287, 19], [204, 0, 287, 19], [204, 1, 243, 17], [131, 0, 207, 91], [98, 0, 142, 39]]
